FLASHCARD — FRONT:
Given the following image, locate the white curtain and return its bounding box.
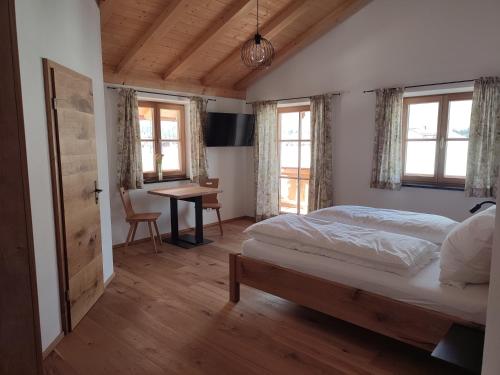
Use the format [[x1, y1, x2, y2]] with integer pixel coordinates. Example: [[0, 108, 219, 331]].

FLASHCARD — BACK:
[[465, 77, 500, 197], [189, 97, 208, 183], [116, 88, 143, 189], [370, 88, 404, 190], [308, 94, 334, 212], [253, 101, 279, 221]]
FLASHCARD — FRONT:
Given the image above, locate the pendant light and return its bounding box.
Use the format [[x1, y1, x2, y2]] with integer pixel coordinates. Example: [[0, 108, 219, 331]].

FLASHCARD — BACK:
[[241, 0, 274, 69]]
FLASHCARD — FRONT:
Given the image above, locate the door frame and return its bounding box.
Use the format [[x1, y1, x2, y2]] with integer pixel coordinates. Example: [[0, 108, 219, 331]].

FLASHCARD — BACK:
[[1, 0, 42, 372]]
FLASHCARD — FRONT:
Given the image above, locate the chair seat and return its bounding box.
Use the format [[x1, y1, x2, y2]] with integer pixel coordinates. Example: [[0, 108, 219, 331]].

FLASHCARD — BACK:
[[203, 203, 221, 209], [127, 212, 161, 221]]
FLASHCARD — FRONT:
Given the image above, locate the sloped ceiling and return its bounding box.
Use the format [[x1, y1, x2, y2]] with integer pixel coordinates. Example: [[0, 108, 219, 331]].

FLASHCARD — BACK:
[[99, 0, 370, 98]]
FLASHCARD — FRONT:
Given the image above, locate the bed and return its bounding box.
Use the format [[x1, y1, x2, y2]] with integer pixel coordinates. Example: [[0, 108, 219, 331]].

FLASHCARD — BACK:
[[229, 206, 488, 352]]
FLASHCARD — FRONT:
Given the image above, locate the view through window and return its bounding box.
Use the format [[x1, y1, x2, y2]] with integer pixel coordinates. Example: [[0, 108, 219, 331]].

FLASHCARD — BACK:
[[278, 106, 311, 214], [138, 102, 186, 180], [403, 92, 472, 187]]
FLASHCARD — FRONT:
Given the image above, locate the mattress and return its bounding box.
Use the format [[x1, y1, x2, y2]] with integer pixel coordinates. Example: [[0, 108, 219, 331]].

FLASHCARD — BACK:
[[242, 239, 488, 325]]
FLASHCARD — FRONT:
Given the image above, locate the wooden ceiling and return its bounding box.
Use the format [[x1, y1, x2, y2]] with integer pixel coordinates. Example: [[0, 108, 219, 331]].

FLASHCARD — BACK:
[[100, 0, 370, 99]]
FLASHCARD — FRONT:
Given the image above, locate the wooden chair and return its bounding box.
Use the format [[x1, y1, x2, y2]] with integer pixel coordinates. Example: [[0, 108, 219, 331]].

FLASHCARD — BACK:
[[199, 178, 223, 236], [119, 187, 162, 253]]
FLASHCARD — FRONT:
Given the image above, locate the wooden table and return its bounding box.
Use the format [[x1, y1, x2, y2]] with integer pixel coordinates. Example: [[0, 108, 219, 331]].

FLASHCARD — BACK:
[[148, 185, 222, 248]]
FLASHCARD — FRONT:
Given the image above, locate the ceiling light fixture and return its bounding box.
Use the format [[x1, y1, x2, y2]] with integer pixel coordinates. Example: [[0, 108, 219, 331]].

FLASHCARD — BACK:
[[241, 0, 274, 69]]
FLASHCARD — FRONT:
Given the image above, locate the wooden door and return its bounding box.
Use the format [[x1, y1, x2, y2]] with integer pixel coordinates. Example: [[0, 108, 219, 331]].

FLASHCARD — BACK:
[[43, 59, 104, 331], [0, 1, 42, 373]]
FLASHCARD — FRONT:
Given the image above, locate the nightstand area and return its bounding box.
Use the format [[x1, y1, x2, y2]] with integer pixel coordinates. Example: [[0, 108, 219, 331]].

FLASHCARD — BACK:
[[432, 324, 484, 374]]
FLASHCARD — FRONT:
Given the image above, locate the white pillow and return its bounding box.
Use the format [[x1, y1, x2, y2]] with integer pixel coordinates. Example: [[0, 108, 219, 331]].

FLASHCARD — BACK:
[[439, 206, 496, 286]]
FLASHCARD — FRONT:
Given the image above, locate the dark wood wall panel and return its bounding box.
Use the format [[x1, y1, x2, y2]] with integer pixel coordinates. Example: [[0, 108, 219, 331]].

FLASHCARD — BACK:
[[0, 0, 42, 374]]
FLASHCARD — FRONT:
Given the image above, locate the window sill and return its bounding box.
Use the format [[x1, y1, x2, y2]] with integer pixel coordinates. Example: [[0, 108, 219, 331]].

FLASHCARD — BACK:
[[402, 183, 464, 192], [144, 177, 191, 184]]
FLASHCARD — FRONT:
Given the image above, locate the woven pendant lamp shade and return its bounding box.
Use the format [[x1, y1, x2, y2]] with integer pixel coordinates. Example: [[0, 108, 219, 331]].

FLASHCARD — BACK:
[[241, 33, 274, 69], [241, 0, 274, 69]]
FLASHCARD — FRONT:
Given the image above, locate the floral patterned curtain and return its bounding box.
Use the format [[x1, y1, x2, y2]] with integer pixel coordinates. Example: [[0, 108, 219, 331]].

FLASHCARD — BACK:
[[370, 88, 404, 190], [253, 101, 279, 221], [190, 97, 208, 183], [465, 77, 500, 198], [308, 94, 334, 212], [117, 88, 143, 189]]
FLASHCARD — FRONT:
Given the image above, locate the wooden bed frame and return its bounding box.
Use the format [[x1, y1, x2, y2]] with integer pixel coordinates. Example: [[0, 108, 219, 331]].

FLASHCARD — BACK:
[[229, 253, 484, 352]]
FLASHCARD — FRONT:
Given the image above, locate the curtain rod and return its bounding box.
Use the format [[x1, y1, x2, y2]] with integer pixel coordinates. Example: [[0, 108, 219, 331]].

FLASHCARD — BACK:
[[106, 86, 216, 101], [362, 79, 475, 93], [245, 92, 341, 105]]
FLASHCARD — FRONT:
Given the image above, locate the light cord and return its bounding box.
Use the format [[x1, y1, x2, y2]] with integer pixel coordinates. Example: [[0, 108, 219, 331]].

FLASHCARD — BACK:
[[256, 0, 259, 34]]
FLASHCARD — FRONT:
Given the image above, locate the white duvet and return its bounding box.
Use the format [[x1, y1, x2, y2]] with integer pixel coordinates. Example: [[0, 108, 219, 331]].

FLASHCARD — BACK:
[[245, 214, 439, 276], [307, 205, 458, 244]]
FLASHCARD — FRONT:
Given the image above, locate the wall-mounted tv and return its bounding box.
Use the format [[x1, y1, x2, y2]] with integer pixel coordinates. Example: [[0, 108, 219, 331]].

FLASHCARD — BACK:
[[204, 112, 255, 147]]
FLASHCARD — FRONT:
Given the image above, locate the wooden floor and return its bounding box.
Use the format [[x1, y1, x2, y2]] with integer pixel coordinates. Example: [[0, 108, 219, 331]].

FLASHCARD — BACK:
[[44, 219, 467, 375]]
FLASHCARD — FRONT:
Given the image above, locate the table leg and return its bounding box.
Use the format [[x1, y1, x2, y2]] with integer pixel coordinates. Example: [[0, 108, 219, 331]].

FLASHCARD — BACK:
[[170, 197, 179, 243], [166, 195, 211, 248], [194, 196, 203, 244]]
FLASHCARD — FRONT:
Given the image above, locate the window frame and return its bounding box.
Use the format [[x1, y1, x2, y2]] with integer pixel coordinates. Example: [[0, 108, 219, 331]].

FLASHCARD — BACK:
[[277, 105, 311, 215], [138, 101, 186, 180], [402, 92, 472, 188]]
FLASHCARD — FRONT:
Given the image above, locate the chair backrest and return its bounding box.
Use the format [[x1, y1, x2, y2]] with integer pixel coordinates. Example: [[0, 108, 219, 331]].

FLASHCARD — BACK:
[[199, 177, 219, 204], [119, 187, 135, 219]]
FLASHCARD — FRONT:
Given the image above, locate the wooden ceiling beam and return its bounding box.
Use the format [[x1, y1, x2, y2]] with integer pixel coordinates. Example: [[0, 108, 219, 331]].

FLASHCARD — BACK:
[[201, 0, 311, 87], [114, 0, 189, 75], [233, 0, 372, 90], [162, 0, 254, 81], [103, 65, 246, 100], [99, 0, 116, 29]]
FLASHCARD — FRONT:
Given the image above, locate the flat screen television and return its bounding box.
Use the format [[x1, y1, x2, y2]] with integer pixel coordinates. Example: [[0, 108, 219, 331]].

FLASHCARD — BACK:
[[204, 112, 255, 147]]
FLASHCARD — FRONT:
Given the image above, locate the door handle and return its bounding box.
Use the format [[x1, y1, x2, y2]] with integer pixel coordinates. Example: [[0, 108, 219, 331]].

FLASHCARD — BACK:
[[94, 181, 103, 204]]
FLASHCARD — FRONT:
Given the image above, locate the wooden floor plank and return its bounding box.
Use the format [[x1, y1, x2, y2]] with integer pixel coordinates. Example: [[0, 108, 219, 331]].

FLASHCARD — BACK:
[[43, 351, 81, 375], [44, 219, 467, 374]]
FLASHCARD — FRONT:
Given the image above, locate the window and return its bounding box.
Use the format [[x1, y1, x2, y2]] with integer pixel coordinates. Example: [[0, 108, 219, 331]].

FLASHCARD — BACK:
[[138, 101, 186, 180], [278, 106, 311, 214], [402, 92, 472, 187]]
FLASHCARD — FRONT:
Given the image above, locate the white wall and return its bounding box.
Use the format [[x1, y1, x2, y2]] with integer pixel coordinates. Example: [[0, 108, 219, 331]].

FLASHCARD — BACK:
[[105, 89, 254, 245], [248, 0, 500, 221], [15, 0, 113, 350]]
